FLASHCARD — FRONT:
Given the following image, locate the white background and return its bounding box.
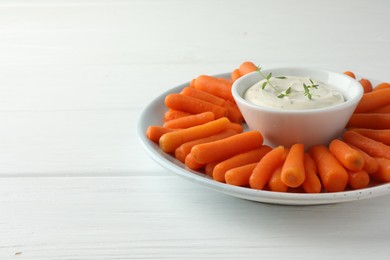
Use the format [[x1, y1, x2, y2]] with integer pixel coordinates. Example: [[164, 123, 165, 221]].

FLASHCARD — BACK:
[[0, 0, 389, 259]]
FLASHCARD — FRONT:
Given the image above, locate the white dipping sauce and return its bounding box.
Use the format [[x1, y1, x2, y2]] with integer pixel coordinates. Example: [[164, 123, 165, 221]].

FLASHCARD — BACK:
[[244, 76, 345, 110]]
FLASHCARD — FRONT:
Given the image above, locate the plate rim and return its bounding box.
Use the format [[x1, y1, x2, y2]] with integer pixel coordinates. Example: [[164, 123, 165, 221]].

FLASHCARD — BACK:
[[136, 72, 390, 205]]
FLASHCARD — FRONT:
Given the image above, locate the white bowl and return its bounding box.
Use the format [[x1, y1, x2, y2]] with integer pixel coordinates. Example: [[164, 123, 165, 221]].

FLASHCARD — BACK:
[[232, 67, 363, 148]]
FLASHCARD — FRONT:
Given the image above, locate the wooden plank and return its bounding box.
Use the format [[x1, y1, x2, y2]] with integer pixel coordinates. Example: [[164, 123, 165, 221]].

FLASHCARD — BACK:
[[0, 176, 390, 259]]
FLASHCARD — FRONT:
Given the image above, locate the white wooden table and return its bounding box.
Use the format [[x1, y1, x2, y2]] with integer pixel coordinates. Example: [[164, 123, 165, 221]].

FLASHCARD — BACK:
[[0, 0, 389, 259]]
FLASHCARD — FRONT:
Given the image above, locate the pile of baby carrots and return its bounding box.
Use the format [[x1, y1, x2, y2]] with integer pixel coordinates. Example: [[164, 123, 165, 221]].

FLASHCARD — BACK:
[[146, 61, 390, 193]]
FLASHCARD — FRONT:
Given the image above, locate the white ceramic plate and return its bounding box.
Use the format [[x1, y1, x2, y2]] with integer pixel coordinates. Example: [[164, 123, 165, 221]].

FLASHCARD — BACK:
[[137, 73, 390, 205]]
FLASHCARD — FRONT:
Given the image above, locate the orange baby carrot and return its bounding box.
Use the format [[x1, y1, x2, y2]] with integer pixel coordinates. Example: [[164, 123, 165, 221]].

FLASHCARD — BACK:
[[231, 69, 241, 81], [371, 104, 390, 113], [281, 143, 305, 188], [359, 78, 373, 93], [205, 162, 219, 177], [212, 145, 272, 183], [190, 130, 264, 165], [226, 101, 244, 124], [309, 144, 349, 192], [348, 144, 379, 174], [164, 109, 192, 122], [225, 162, 258, 187], [185, 153, 204, 170], [282, 147, 290, 160], [226, 122, 244, 133], [249, 146, 285, 190], [302, 153, 322, 193], [343, 71, 356, 79], [163, 111, 215, 129], [350, 128, 390, 146], [329, 139, 365, 171], [238, 61, 258, 76], [343, 130, 390, 160], [174, 129, 237, 163], [347, 113, 390, 129], [159, 117, 230, 153], [181, 86, 226, 107], [146, 126, 177, 143], [189, 79, 196, 88], [354, 88, 390, 113], [268, 165, 288, 192], [348, 170, 370, 190], [373, 82, 390, 91], [165, 93, 227, 119], [373, 157, 390, 183], [193, 75, 235, 103]]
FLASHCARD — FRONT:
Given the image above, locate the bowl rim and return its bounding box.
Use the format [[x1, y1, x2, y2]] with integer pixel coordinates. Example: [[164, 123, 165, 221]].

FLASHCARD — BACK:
[[231, 66, 364, 115]]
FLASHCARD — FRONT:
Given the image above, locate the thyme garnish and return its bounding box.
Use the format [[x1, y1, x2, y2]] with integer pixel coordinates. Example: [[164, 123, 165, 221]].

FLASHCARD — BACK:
[[255, 67, 286, 98], [303, 79, 319, 100], [256, 66, 318, 100]]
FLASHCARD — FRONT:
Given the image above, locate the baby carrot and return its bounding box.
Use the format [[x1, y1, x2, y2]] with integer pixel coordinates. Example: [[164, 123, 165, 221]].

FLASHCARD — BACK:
[[249, 146, 285, 190], [146, 126, 177, 143], [190, 130, 264, 165], [181, 87, 226, 107], [163, 111, 215, 129], [282, 147, 290, 161], [231, 69, 241, 81], [343, 71, 356, 79], [164, 109, 192, 122], [347, 113, 390, 129], [373, 157, 390, 183], [226, 122, 244, 133], [373, 82, 390, 91], [185, 153, 204, 170], [348, 170, 370, 190], [159, 117, 230, 153], [329, 139, 365, 171], [174, 129, 237, 163], [302, 153, 322, 193], [212, 145, 272, 183], [165, 93, 227, 119], [205, 162, 219, 177], [343, 130, 390, 160], [268, 165, 288, 192], [371, 104, 390, 113], [225, 162, 258, 187], [238, 61, 258, 76], [309, 144, 349, 192], [350, 128, 390, 146], [193, 75, 235, 103], [189, 79, 196, 88], [226, 101, 244, 124], [348, 144, 379, 174], [359, 78, 373, 93], [354, 88, 390, 113], [281, 143, 305, 188]]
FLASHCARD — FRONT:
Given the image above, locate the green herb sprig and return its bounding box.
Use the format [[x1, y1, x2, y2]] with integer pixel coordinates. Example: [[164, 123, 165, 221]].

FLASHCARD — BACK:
[[256, 66, 318, 100], [255, 66, 289, 98], [303, 79, 319, 100]]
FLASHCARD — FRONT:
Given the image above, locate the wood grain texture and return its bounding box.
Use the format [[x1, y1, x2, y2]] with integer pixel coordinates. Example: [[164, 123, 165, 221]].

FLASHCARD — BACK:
[[1, 176, 390, 259]]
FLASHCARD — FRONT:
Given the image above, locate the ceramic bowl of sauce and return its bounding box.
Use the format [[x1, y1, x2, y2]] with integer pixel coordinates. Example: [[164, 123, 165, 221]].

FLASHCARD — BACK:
[[231, 67, 363, 148]]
